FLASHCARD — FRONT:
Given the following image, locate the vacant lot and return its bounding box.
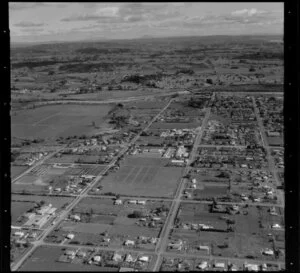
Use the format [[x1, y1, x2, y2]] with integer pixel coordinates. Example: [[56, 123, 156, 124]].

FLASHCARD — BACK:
[[11, 104, 112, 139], [267, 136, 283, 146], [96, 156, 183, 197]]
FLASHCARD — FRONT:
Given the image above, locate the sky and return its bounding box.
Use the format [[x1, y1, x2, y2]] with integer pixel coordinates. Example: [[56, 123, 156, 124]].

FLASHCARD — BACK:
[[9, 2, 284, 43]]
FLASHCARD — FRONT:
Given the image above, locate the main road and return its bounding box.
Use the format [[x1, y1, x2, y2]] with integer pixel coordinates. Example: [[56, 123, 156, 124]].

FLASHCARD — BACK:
[[252, 97, 284, 207], [11, 98, 174, 271], [152, 93, 214, 271]]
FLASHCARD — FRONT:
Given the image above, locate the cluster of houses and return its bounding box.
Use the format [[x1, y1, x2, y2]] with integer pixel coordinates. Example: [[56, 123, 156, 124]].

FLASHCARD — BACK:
[[211, 96, 256, 122], [20, 152, 48, 166], [48, 175, 94, 194], [193, 147, 268, 169], [256, 96, 283, 138], [23, 203, 57, 229], [202, 119, 260, 146], [161, 256, 278, 271], [60, 248, 151, 270], [271, 149, 284, 169]]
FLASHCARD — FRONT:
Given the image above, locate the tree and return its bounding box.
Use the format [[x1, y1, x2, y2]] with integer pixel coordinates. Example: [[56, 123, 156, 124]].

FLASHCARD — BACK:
[[128, 211, 144, 218]]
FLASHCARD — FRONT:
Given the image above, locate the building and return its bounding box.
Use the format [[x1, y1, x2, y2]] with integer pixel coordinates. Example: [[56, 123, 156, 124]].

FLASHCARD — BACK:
[[66, 233, 75, 240], [114, 199, 123, 205], [113, 253, 123, 262], [124, 240, 135, 246], [138, 256, 149, 262], [93, 255, 101, 263]]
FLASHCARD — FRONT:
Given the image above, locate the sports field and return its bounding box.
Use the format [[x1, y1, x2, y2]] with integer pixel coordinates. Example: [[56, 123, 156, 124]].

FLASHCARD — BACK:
[[98, 156, 183, 197], [11, 104, 112, 139]]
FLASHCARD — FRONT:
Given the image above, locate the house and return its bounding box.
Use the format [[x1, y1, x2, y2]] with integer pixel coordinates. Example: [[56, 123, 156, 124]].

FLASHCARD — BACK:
[[244, 263, 259, 271], [138, 256, 149, 262], [125, 254, 136, 263], [65, 250, 76, 259], [271, 223, 282, 229], [152, 217, 161, 221], [150, 237, 158, 244], [137, 200, 146, 205], [113, 253, 123, 262], [103, 237, 110, 243], [197, 261, 208, 270], [66, 233, 75, 240], [77, 251, 86, 258], [128, 200, 137, 204], [93, 255, 101, 263], [214, 262, 226, 269], [198, 245, 210, 252], [168, 240, 183, 250], [124, 240, 135, 246], [262, 249, 274, 256], [114, 200, 123, 205], [14, 231, 25, 237], [71, 215, 81, 221]]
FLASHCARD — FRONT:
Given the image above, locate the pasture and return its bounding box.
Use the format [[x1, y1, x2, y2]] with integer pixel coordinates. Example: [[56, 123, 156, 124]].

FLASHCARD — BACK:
[[11, 104, 112, 139], [97, 156, 183, 197]]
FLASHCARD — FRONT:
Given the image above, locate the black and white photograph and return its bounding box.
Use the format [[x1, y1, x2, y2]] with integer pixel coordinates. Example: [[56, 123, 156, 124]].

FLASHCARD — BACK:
[[7, 2, 289, 272]]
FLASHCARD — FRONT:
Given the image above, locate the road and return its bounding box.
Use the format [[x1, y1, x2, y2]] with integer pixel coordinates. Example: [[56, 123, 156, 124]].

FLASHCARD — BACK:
[[252, 97, 284, 207], [17, 91, 180, 109], [152, 93, 214, 271], [11, 145, 67, 183], [11, 98, 174, 272], [39, 241, 284, 269]]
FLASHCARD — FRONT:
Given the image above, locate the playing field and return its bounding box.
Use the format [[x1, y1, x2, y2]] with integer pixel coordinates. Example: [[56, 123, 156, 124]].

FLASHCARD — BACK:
[[98, 156, 183, 197], [11, 104, 112, 139]]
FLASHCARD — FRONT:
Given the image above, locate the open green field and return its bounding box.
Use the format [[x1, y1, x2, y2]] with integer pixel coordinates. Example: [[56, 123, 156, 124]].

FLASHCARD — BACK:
[[150, 122, 201, 130], [11, 104, 112, 139], [95, 156, 183, 197], [11, 165, 28, 179]]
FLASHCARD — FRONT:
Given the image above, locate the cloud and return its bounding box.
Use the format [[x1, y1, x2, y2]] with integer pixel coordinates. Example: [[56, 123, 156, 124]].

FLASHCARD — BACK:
[[14, 21, 45, 27], [9, 3, 47, 10], [61, 3, 180, 24], [231, 8, 267, 16], [9, 2, 67, 10]]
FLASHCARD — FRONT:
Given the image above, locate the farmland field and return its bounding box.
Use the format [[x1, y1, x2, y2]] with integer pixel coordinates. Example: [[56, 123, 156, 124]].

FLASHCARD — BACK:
[[96, 156, 183, 197], [11, 165, 28, 179], [11, 104, 112, 139], [150, 122, 202, 130]]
